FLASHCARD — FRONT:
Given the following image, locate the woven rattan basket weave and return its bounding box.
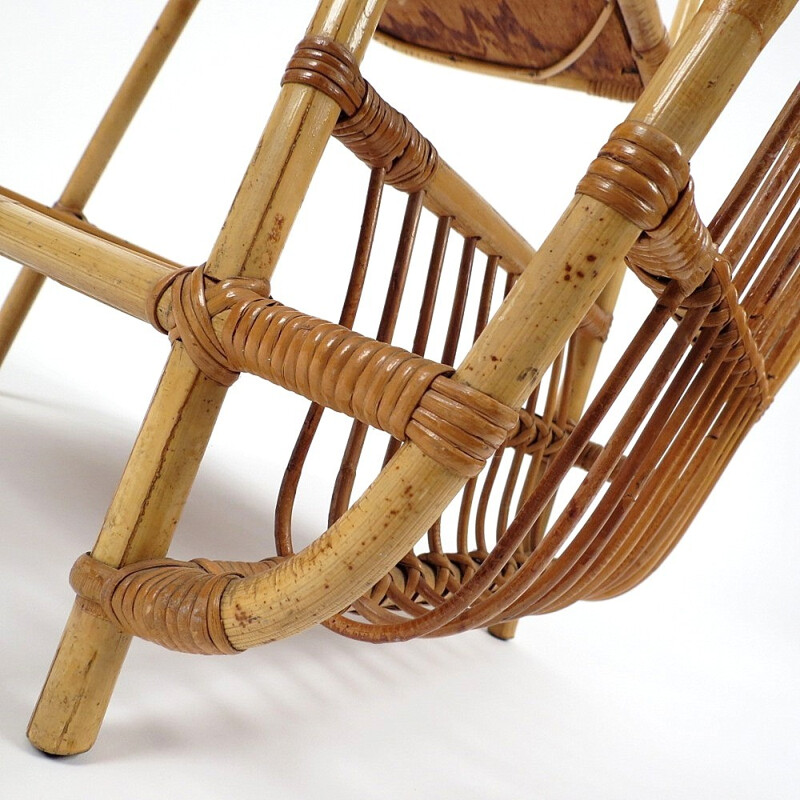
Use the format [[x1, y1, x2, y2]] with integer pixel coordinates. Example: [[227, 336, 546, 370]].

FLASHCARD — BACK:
[[0, 0, 798, 756]]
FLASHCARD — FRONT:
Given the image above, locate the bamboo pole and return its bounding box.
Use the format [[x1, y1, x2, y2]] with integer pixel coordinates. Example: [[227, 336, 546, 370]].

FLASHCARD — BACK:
[[0, 193, 175, 322], [27, 348, 226, 755], [218, 0, 798, 650], [669, 0, 705, 41], [27, 0, 390, 756], [206, 0, 389, 281], [423, 162, 535, 274], [0, 0, 200, 367]]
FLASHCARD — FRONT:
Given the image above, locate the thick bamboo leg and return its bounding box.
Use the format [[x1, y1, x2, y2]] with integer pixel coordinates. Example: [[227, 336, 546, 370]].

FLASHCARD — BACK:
[[28, 346, 226, 755], [0, 0, 199, 368], [26, 0, 388, 755]]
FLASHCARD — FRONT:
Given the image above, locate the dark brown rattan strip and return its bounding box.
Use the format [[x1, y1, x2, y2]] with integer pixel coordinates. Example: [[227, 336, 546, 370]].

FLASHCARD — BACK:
[[282, 36, 439, 193], [275, 167, 386, 556]]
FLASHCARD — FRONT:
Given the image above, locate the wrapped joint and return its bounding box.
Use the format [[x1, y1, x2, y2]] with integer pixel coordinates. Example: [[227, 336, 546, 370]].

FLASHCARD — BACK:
[[148, 267, 518, 476], [577, 120, 689, 230], [626, 180, 717, 295], [703, 263, 771, 407], [70, 554, 280, 655], [579, 303, 613, 341], [282, 36, 439, 192], [507, 410, 573, 457], [406, 376, 519, 476]]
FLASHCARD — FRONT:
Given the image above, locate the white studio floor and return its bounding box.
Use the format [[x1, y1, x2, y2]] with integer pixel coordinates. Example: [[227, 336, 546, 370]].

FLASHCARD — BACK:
[[1, 3, 799, 799]]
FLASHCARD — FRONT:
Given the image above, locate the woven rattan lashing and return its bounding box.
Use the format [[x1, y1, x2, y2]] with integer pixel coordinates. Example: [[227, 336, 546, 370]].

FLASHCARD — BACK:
[[283, 36, 439, 193], [147, 264, 517, 477]]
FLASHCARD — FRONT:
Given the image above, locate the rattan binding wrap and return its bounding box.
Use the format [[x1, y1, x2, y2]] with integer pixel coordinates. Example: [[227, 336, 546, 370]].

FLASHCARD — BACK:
[[147, 265, 518, 477], [283, 36, 439, 193]]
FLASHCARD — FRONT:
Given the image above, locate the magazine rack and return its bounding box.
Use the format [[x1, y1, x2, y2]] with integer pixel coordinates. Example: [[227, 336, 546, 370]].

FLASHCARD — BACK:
[[0, 0, 797, 755]]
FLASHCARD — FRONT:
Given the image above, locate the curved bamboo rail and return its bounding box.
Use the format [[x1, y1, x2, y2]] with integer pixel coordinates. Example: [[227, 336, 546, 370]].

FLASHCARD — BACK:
[[215, 0, 798, 650]]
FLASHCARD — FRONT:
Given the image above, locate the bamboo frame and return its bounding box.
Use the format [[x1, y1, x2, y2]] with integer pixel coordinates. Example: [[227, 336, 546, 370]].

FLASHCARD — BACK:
[[0, 0, 200, 367], [1, 0, 797, 755]]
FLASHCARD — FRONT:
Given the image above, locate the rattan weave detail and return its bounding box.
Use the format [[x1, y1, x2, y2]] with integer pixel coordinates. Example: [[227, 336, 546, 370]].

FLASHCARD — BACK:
[[283, 36, 439, 192], [148, 265, 518, 476], [578, 120, 690, 230]]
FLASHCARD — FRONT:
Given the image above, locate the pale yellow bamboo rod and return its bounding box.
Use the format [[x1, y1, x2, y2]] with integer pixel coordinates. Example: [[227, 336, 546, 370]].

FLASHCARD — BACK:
[[219, 0, 797, 649], [28, 346, 227, 756], [669, 0, 704, 41], [618, 0, 667, 48], [0, 269, 45, 365], [0, 270, 46, 366], [0, 0, 198, 366], [59, 0, 201, 212], [617, 0, 670, 82], [0, 185, 182, 268], [28, 0, 391, 755], [423, 162, 535, 275], [205, 0, 388, 282], [0, 195, 174, 321]]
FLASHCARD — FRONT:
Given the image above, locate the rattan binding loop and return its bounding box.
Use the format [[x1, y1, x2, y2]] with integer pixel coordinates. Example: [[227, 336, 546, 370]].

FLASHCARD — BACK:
[[70, 554, 282, 655], [148, 266, 518, 476], [578, 120, 690, 230], [282, 36, 439, 192], [626, 179, 717, 295]]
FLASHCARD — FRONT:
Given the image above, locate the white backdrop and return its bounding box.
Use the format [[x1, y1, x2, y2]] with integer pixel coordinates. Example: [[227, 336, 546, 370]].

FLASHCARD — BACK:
[[1, 2, 798, 798]]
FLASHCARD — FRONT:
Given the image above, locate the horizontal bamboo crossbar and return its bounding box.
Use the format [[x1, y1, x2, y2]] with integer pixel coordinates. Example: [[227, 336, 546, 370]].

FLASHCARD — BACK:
[[0, 192, 175, 321]]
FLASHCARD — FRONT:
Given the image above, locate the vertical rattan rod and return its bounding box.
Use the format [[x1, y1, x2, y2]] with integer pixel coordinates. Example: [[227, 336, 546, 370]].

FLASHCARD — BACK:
[[460, 255, 500, 557], [381, 213, 452, 467], [0, 0, 200, 368], [28, 0, 389, 756], [274, 167, 386, 556], [329, 189, 425, 524], [426, 235, 477, 555]]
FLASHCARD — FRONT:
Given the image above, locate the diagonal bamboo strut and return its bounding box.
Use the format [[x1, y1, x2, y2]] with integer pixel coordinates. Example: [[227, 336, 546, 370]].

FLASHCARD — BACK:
[[0, 0, 201, 367]]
